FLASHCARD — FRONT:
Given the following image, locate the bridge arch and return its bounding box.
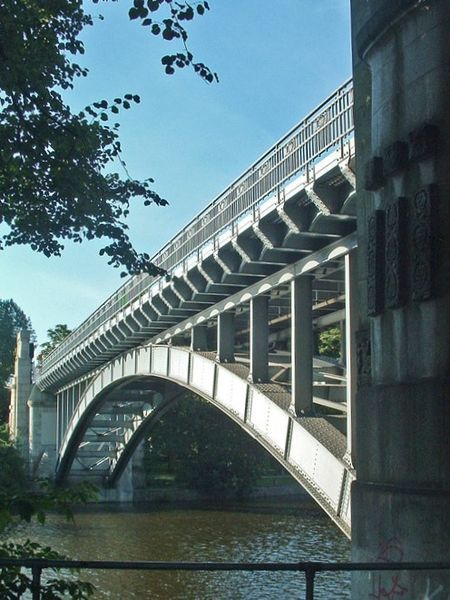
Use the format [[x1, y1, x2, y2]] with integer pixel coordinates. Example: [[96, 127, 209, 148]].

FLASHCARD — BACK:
[[57, 344, 354, 537]]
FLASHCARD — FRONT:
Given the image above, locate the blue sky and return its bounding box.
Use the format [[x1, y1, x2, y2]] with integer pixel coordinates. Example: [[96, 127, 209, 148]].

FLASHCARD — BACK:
[[0, 1, 351, 345]]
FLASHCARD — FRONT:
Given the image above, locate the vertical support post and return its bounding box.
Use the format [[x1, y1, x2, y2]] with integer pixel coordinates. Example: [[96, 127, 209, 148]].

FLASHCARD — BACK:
[[339, 319, 346, 364], [344, 251, 357, 463], [56, 392, 62, 453], [305, 566, 315, 600], [62, 390, 68, 439], [216, 311, 235, 363], [191, 324, 208, 352], [68, 386, 74, 425], [291, 276, 313, 415], [249, 296, 268, 382], [31, 565, 42, 600], [74, 384, 80, 412]]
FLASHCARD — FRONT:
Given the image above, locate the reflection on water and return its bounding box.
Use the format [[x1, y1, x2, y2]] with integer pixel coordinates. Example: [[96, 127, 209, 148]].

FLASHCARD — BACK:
[[12, 500, 350, 599]]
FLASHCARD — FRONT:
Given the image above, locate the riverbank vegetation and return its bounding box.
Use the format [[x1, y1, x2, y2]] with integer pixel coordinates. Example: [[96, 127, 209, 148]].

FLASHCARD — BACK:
[[144, 395, 287, 500], [0, 425, 96, 598]]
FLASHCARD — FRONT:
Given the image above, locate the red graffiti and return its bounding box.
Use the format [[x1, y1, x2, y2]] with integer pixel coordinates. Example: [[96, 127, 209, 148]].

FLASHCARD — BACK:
[[376, 537, 404, 563], [368, 536, 409, 599], [369, 574, 408, 600]]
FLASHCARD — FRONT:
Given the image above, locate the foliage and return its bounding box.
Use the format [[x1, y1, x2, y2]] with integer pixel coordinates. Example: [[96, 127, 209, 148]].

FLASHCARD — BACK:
[[0, 540, 95, 600], [0, 426, 96, 598], [145, 395, 271, 499], [0, 0, 215, 276], [38, 324, 72, 361], [0, 299, 34, 422], [128, 0, 218, 82], [0, 0, 168, 277], [318, 326, 341, 360]]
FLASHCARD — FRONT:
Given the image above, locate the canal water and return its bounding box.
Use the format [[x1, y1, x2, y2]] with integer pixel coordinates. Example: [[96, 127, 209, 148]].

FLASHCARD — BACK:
[[12, 500, 351, 599]]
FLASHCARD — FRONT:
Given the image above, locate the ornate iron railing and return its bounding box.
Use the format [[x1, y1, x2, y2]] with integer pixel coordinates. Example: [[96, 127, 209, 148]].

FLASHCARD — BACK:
[[0, 557, 448, 600], [39, 79, 353, 376]]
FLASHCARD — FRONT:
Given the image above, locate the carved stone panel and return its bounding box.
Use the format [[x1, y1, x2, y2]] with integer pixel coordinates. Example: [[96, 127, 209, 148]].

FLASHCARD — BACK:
[[411, 185, 436, 302], [385, 198, 408, 309], [383, 141, 408, 176], [367, 210, 385, 316], [409, 124, 439, 162]]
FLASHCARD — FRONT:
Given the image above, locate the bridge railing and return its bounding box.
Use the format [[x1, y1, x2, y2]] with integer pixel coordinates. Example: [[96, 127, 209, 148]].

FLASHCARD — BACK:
[[1, 557, 448, 600], [39, 79, 353, 376]]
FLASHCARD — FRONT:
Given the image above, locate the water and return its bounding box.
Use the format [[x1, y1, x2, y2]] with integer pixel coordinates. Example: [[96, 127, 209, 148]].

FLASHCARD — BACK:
[[11, 500, 350, 599]]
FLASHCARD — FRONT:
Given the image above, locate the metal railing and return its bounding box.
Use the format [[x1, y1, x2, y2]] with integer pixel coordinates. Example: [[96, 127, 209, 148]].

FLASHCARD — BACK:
[[0, 558, 448, 600], [38, 79, 354, 377]]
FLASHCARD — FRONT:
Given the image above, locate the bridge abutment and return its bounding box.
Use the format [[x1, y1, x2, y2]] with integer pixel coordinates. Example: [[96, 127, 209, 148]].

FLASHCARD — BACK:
[[28, 385, 57, 477], [8, 330, 32, 460], [351, 0, 450, 595]]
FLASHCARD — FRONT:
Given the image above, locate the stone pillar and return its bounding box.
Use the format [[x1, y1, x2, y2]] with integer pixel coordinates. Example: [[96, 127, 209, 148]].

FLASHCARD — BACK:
[[9, 330, 32, 459], [291, 276, 313, 415], [248, 296, 268, 383], [350, 0, 450, 596], [216, 311, 235, 363], [28, 385, 57, 477]]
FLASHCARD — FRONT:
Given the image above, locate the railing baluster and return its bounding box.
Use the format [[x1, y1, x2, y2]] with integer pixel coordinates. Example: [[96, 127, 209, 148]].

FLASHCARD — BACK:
[[31, 565, 42, 600], [305, 565, 315, 600]]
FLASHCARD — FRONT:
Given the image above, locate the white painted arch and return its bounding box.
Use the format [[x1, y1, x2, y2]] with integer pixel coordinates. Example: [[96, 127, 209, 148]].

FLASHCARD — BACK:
[[57, 344, 354, 537]]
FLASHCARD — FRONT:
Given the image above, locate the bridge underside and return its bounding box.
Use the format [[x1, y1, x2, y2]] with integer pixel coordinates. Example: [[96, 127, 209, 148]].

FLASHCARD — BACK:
[[38, 141, 356, 392]]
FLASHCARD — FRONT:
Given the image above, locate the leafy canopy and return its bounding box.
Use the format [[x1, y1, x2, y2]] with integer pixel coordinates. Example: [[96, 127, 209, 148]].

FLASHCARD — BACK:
[[318, 326, 341, 360], [145, 394, 272, 499], [0, 0, 215, 277], [38, 323, 72, 360]]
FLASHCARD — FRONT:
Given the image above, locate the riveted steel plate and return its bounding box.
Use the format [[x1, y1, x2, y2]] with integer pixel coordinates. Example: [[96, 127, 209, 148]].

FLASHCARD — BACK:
[[289, 421, 345, 510], [112, 357, 122, 381], [215, 367, 247, 419], [152, 346, 169, 376], [124, 351, 135, 376], [137, 347, 151, 374], [168, 349, 189, 383], [190, 354, 215, 397], [248, 388, 289, 453]]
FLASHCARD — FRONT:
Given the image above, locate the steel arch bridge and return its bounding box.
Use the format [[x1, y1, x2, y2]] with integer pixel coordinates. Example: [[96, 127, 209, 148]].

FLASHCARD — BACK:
[[13, 80, 358, 538]]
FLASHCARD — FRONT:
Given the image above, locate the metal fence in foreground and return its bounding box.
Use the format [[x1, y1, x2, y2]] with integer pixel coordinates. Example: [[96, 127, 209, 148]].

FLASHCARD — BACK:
[[0, 558, 449, 600]]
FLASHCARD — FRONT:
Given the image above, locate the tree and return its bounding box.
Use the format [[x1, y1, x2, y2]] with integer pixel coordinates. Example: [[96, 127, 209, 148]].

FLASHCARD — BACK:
[[38, 324, 72, 361], [0, 0, 214, 277], [145, 395, 270, 499], [318, 326, 341, 360], [0, 299, 34, 422]]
